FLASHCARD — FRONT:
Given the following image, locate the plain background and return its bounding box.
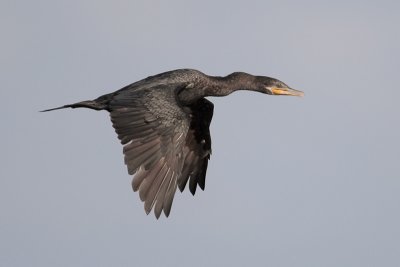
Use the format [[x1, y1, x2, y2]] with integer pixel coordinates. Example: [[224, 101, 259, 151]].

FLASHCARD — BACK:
[[1, 0, 399, 266]]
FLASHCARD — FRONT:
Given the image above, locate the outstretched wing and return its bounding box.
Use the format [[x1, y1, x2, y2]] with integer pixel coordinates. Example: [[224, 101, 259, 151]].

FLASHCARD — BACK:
[[109, 85, 190, 218], [179, 98, 214, 195]]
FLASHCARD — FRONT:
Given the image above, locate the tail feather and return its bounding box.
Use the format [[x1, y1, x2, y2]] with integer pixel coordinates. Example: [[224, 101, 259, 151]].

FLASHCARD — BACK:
[[40, 100, 107, 112]]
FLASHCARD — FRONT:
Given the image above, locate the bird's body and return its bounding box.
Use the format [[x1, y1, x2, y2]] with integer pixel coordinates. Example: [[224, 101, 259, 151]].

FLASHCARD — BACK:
[[42, 69, 303, 218]]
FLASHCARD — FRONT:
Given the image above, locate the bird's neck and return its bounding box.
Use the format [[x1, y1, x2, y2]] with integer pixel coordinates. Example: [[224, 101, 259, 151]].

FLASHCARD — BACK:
[[204, 72, 259, 96], [178, 72, 259, 104]]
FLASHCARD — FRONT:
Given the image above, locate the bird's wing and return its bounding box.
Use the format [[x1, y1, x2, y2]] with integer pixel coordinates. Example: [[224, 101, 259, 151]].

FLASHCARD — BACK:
[[178, 98, 214, 195], [109, 85, 190, 218]]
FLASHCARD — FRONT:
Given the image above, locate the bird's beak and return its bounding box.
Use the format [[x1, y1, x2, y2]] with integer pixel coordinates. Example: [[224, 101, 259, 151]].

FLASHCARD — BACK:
[[269, 87, 304, 97]]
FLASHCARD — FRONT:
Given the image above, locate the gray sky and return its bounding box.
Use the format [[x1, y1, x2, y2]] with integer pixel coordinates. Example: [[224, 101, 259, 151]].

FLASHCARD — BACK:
[[2, 0, 400, 266]]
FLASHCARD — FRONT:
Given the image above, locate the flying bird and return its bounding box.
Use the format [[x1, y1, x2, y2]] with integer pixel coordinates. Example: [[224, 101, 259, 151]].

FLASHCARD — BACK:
[[42, 69, 303, 218]]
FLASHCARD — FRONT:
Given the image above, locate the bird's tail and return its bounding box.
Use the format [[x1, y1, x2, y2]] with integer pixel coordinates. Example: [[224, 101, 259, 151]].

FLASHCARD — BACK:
[[40, 100, 107, 112]]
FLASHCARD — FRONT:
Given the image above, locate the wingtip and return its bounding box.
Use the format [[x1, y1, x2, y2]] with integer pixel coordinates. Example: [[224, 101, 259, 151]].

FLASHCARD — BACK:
[[154, 209, 161, 219], [163, 207, 171, 218], [189, 187, 196, 196], [145, 207, 151, 215]]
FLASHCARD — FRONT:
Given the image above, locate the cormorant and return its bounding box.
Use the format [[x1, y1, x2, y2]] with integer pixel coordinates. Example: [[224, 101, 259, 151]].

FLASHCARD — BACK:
[[42, 69, 304, 218]]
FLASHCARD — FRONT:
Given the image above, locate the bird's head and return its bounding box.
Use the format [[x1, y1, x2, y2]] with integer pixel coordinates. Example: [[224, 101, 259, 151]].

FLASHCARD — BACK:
[[256, 76, 304, 97]]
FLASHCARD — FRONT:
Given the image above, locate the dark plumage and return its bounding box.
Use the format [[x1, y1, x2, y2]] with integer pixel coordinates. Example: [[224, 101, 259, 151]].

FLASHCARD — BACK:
[[42, 69, 303, 218]]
